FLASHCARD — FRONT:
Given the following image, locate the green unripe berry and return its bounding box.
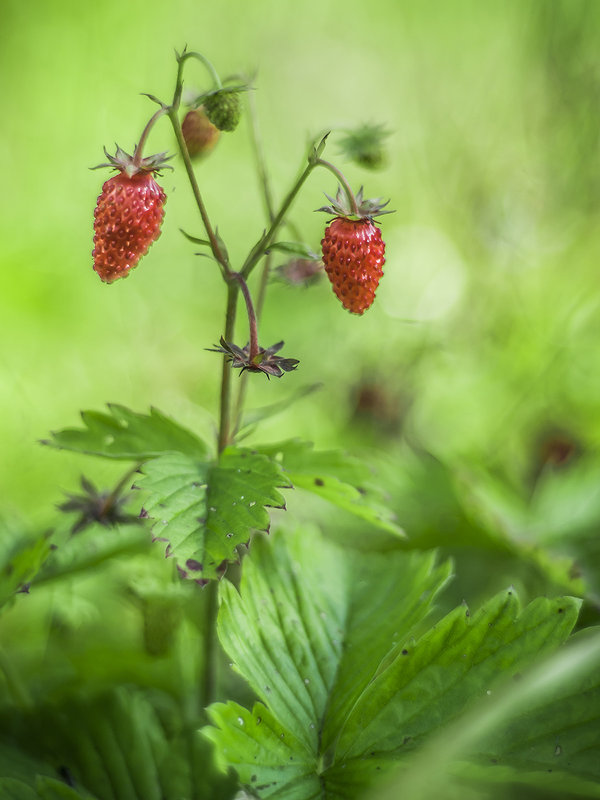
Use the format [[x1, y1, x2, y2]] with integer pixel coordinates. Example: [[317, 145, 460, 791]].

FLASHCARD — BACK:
[[203, 90, 241, 132]]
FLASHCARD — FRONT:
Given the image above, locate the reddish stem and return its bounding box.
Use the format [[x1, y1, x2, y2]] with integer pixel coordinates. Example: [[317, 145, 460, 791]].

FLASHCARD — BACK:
[[232, 273, 259, 359]]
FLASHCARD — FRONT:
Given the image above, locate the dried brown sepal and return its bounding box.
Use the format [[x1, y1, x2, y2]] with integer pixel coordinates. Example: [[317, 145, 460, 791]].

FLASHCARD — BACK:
[[274, 257, 324, 287], [207, 337, 299, 379], [58, 475, 140, 535]]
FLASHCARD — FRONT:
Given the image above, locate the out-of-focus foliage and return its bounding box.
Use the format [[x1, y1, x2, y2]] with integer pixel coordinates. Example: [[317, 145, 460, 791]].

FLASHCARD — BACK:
[[1, 0, 600, 798]]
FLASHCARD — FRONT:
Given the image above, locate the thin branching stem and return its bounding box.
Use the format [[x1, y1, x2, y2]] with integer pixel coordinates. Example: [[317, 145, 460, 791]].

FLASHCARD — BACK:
[[132, 107, 169, 167], [168, 111, 231, 273], [232, 273, 259, 358], [233, 89, 276, 433], [315, 158, 358, 215], [240, 161, 315, 280], [218, 282, 238, 452]]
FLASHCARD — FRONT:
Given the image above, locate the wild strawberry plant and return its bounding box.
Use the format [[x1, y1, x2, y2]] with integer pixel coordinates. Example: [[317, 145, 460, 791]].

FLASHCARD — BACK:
[[0, 48, 599, 800]]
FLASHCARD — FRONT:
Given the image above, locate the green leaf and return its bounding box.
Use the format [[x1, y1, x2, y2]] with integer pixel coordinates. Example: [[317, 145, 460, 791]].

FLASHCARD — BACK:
[[266, 242, 318, 259], [36, 778, 95, 800], [43, 405, 208, 461], [180, 228, 211, 247], [335, 591, 579, 760], [256, 440, 404, 536], [375, 631, 600, 800], [203, 527, 589, 799], [0, 526, 53, 611], [138, 447, 290, 581], [238, 384, 323, 435], [0, 780, 40, 800], [5, 688, 236, 800], [203, 527, 450, 796], [32, 524, 151, 589]]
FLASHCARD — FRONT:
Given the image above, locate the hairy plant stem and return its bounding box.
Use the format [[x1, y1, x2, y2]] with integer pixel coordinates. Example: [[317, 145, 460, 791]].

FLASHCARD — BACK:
[[199, 579, 219, 710], [99, 463, 142, 518], [315, 157, 358, 215], [218, 282, 239, 452], [240, 161, 315, 280], [233, 90, 276, 433], [165, 53, 232, 716], [247, 87, 275, 223], [168, 111, 230, 273], [232, 273, 260, 357], [174, 50, 222, 108], [131, 107, 169, 168]]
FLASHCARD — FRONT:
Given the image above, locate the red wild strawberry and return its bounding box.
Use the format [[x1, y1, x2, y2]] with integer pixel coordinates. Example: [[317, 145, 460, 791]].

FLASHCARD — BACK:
[[321, 218, 385, 314], [319, 187, 392, 315], [92, 147, 170, 283]]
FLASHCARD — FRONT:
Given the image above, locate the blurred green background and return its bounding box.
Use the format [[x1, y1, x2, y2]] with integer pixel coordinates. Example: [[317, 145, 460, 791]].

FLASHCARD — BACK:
[[2, 0, 600, 604]]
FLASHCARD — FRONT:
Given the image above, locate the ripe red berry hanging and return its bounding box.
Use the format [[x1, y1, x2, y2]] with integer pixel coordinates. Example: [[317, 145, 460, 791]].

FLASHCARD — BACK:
[[319, 187, 392, 315], [92, 146, 170, 284]]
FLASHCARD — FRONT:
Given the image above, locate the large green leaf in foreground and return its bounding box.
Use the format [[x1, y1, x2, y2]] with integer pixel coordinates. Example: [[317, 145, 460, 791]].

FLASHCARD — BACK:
[[203, 528, 595, 799]]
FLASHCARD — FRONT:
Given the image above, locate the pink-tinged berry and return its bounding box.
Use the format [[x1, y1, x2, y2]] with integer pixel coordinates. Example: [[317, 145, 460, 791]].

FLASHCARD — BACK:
[[181, 108, 220, 159], [92, 146, 169, 283]]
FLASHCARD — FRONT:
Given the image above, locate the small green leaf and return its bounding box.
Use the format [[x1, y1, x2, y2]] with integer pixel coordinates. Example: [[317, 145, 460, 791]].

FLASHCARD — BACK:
[[138, 447, 290, 580], [43, 405, 208, 461], [265, 242, 317, 259], [180, 228, 211, 247], [239, 384, 322, 434], [0, 528, 53, 611], [256, 440, 404, 536], [32, 524, 150, 589]]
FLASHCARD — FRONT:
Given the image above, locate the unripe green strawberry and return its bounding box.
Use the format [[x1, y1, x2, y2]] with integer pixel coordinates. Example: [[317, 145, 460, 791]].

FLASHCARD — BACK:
[[339, 123, 390, 170], [203, 89, 241, 132], [181, 107, 220, 158]]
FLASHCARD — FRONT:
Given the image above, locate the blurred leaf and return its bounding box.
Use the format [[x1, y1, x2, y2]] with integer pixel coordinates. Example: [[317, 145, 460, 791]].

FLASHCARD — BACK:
[[36, 778, 95, 800], [0, 744, 56, 790], [203, 527, 587, 799], [265, 242, 317, 258], [43, 405, 209, 461], [2, 688, 236, 800], [256, 440, 404, 536], [238, 383, 323, 434], [32, 523, 151, 589], [0, 780, 41, 800], [138, 447, 290, 581], [375, 631, 600, 800], [0, 528, 53, 611]]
